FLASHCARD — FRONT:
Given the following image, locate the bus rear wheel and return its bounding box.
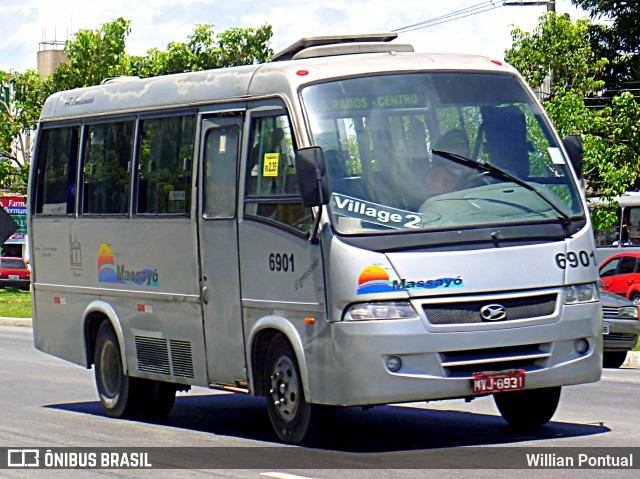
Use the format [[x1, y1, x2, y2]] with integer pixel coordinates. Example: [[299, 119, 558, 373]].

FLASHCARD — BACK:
[[494, 386, 561, 429], [264, 334, 318, 444], [140, 380, 178, 419], [94, 321, 143, 418]]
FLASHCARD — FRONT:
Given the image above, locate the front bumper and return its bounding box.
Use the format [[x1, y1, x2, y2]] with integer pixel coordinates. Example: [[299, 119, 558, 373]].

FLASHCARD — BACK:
[[603, 318, 640, 352], [307, 301, 602, 406], [0, 278, 30, 289]]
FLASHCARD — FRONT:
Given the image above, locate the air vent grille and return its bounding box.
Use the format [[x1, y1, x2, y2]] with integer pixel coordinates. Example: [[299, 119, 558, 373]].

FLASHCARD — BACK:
[[135, 336, 170, 375], [170, 339, 194, 378]]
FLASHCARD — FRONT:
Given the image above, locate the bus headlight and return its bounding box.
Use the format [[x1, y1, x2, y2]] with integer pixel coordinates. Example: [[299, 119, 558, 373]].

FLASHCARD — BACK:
[[563, 283, 599, 304], [343, 301, 419, 321]]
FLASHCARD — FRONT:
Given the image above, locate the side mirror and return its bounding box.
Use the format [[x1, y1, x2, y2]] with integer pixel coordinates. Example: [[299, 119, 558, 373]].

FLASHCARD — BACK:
[[563, 135, 583, 180], [295, 146, 329, 207]]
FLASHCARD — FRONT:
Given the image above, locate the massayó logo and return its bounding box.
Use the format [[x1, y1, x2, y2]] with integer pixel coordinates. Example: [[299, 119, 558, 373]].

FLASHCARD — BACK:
[[357, 265, 395, 295], [357, 265, 463, 295], [98, 243, 159, 286]]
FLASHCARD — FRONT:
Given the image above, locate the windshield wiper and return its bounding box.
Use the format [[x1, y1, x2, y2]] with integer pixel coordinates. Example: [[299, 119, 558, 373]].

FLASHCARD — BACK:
[[431, 149, 574, 228]]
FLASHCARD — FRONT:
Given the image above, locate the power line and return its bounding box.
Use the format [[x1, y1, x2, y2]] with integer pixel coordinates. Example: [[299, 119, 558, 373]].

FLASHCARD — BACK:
[[393, 0, 555, 34], [393, 1, 502, 33]]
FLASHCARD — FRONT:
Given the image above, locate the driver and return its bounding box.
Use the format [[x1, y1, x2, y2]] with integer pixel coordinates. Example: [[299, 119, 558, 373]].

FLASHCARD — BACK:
[[426, 128, 470, 196]]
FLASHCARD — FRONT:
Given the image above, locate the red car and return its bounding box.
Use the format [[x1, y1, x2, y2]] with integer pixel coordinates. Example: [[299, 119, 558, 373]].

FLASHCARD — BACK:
[[0, 257, 31, 290], [599, 252, 640, 304]]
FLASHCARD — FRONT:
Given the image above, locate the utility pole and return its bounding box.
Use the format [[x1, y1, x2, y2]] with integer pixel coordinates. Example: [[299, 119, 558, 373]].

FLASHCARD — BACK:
[[503, 0, 557, 99], [503, 1, 555, 12]]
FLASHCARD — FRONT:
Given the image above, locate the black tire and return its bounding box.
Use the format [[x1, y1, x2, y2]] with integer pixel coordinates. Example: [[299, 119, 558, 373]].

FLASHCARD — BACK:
[[94, 321, 143, 418], [141, 380, 178, 419], [603, 351, 628, 369], [264, 334, 318, 444], [494, 386, 561, 429]]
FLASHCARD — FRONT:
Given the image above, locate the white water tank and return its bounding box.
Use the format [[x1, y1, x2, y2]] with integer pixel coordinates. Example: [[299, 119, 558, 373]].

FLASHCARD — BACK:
[[37, 40, 68, 77]]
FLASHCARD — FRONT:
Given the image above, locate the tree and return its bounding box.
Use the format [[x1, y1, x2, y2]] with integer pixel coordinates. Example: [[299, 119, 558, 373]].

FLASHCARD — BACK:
[[506, 12, 608, 97], [571, 1, 640, 88], [130, 24, 273, 77], [0, 18, 273, 193], [50, 17, 132, 91], [506, 12, 638, 231], [0, 69, 49, 192], [572, 1, 640, 53]]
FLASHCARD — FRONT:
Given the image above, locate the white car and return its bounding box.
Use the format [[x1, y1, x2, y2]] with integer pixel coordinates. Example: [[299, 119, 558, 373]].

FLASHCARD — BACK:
[[601, 290, 640, 368]]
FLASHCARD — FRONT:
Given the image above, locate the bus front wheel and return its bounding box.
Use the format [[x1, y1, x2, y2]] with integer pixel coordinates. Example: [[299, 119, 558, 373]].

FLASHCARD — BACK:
[[494, 386, 561, 429], [264, 334, 318, 444], [94, 321, 142, 418]]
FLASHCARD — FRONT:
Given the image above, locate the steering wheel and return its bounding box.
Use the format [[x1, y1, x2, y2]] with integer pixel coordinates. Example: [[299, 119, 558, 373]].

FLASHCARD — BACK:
[[455, 171, 493, 190]]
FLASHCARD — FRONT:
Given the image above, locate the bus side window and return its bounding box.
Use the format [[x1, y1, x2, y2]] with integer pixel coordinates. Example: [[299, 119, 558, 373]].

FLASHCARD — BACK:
[[203, 125, 239, 219], [33, 126, 79, 215], [244, 113, 312, 233], [623, 206, 640, 246], [81, 121, 134, 215], [136, 115, 195, 215]]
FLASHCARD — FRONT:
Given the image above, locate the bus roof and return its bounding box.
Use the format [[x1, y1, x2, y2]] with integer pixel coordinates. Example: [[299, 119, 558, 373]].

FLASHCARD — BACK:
[[38, 37, 516, 122]]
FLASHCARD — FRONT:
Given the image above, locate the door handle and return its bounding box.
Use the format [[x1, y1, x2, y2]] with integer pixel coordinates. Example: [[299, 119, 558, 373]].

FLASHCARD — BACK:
[[202, 286, 210, 304]]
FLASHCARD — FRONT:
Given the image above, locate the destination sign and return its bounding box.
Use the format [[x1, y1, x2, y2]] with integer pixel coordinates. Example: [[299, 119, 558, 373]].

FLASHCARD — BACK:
[[318, 93, 427, 113]]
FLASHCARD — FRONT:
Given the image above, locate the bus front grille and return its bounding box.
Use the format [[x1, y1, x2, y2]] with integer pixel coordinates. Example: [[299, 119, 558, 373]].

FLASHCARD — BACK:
[[439, 343, 551, 378], [423, 293, 557, 325]]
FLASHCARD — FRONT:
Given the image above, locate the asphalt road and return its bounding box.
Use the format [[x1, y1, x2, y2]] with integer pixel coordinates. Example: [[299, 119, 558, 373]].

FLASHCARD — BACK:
[[1, 324, 639, 479]]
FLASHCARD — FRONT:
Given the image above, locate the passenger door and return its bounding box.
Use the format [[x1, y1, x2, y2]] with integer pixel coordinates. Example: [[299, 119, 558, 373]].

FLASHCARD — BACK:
[[198, 114, 247, 385]]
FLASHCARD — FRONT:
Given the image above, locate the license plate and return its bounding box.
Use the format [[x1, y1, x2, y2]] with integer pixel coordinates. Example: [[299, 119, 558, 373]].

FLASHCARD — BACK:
[[472, 369, 525, 394], [603, 322, 610, 335], [8, 275, 19, 280]]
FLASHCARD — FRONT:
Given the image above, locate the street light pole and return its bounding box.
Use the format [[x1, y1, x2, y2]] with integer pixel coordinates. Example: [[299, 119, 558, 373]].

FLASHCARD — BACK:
[[503, 1, 555, 12], [503, 1, 557, 98]]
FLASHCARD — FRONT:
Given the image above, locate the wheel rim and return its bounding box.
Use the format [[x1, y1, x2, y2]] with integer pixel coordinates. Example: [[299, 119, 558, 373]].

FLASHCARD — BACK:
[[633, 296, 640, 307], [268, 355, 300, 422], [99, 341, 121, 398]]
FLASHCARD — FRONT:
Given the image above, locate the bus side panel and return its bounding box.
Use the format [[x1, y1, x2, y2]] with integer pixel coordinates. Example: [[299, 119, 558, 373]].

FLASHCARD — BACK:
[[32, 287, 91, 367], [31, 217, 209, 385], [237, 221, 326, 390]]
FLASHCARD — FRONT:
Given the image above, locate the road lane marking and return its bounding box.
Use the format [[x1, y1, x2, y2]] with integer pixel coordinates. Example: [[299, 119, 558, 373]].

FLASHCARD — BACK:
[[260, 473, 317, 479]]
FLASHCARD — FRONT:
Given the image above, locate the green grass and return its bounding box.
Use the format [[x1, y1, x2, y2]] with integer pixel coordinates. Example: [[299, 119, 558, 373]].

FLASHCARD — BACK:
[[0, 288, 32, 318]]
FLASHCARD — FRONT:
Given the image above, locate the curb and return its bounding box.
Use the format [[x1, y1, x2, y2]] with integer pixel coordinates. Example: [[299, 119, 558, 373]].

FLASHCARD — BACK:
[[624, 350, 640, 368], [0, 317, 32, 327], [1, 317, 638, 367]]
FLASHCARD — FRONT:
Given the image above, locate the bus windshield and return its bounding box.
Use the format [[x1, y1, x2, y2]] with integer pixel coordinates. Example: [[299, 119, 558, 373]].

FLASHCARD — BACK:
[[301, 72, 585, 235]]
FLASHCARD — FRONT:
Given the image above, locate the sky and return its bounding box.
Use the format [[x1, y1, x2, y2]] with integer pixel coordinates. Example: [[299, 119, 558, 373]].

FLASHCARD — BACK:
[[0, 0, 590, 73]]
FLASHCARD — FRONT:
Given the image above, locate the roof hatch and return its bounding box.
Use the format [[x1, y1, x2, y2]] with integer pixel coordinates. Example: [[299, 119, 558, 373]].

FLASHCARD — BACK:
[[271, 33, 413, 62]]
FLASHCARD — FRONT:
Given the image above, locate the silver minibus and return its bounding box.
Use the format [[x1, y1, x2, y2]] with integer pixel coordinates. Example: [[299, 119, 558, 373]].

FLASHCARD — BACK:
[[29, 33, 601, 443]]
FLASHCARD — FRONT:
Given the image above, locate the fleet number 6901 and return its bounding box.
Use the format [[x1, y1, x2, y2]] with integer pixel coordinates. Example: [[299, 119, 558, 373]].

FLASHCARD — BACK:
[[555, 250, 596, 269]]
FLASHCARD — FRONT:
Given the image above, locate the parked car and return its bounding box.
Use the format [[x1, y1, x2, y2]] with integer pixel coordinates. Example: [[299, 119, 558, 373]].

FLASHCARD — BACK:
[[600, 290, 640, 368], [0, 257, 31, 290], [599, 251, 640, 304]]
